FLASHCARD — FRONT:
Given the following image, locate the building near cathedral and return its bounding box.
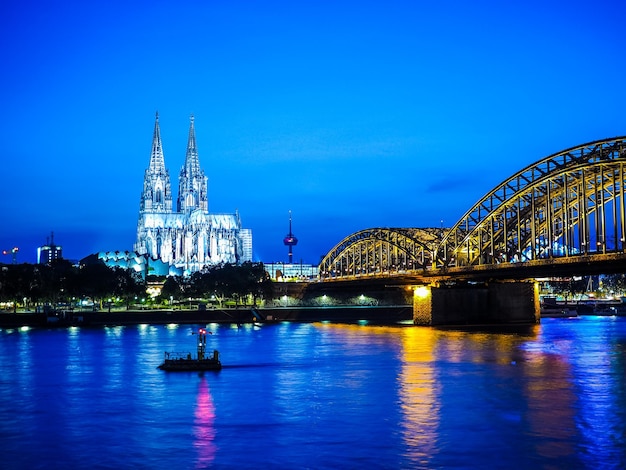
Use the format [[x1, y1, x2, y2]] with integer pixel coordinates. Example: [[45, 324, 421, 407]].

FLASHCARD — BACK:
[[37, 232, 62, 265], [134, 113, 252, 274], [81, 250, 173, 277]]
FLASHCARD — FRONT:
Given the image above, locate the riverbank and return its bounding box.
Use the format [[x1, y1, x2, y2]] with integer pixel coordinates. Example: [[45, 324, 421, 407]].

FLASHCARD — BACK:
[[0, 305, 414, 328]]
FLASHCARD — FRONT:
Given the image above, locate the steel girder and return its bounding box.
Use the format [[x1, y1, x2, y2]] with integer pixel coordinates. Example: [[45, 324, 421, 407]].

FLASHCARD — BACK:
[[319, 228, 443, 279], [319, 137, 626, 279], [437, 137, 626, 267]]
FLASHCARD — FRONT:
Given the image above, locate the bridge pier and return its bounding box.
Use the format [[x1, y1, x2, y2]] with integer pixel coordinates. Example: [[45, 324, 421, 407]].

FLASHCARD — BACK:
[[413, 281, 540, 326]]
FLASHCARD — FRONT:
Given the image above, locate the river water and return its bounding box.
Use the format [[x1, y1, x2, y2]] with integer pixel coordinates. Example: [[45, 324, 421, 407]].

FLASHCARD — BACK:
[[1, 316, 625, 469]]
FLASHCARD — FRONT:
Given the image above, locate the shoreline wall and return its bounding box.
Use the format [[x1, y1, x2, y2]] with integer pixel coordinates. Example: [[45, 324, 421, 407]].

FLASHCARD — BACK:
[[0, 305, 413, 328]]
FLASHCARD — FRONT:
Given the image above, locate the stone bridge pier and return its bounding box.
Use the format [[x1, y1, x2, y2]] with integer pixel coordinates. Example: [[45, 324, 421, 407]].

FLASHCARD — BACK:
[[412, 281, 540, 326]]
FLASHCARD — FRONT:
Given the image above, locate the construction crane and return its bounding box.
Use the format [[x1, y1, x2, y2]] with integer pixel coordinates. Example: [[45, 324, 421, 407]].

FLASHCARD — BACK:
[[2, 247, 18, 264]]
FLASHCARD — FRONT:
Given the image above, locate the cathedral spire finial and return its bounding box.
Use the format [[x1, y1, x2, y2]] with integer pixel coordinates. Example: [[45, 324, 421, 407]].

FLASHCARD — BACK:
[[185, 113, 199, 168], [178, 114, 208, 212], [140, 112, 172, 214], [149, 112, 165, 173]]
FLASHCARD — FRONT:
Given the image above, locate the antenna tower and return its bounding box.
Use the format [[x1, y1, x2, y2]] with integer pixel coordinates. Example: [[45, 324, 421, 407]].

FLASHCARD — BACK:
[[283, 211, 298, 264]]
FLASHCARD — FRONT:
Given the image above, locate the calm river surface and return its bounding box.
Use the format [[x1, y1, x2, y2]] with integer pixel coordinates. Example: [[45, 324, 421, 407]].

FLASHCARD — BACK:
[[1, 316, 625, 469]]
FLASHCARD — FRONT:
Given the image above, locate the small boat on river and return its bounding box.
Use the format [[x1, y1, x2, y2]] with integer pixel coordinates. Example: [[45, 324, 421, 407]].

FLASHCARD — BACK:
[[158, 328, 222, 371]]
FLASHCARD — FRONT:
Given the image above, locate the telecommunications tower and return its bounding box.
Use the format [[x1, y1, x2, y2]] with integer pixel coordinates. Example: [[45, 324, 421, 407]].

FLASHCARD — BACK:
[[283, 211, 298, 263]]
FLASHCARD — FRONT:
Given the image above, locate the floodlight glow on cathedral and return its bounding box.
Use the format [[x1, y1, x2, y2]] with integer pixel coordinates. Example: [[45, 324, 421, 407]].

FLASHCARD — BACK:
[[134, 113, 252, 274]]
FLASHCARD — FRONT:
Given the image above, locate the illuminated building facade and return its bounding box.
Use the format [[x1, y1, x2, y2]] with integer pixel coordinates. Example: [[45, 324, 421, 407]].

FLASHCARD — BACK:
[[37, 232, 62, 265], [134, 113, 252, 274]]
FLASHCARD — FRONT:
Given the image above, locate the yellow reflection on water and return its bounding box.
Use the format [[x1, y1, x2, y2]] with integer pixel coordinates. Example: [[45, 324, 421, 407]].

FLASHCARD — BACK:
[[313, 323, 441, 465], [398, 327, 439, 467], [311, 322, 583, 465]]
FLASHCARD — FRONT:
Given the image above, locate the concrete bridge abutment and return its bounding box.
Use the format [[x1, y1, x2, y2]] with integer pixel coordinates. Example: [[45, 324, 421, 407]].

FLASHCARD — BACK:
[[412, 281, 540, 326]]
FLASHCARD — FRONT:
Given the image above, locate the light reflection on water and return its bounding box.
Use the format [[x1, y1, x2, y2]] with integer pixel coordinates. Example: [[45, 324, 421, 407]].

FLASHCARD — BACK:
[[194, 377, 217, 468], [0, 317, 625, 468], [398, 327, 439, 468]]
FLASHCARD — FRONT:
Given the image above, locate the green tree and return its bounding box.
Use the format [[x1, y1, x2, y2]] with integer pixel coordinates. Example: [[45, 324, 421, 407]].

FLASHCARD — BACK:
[[0, 264, 33, 311], [76, 263, 118, 309], [161, 275, 184, 305], [189, 262, 274, 307], [114, 268, 146, 308]]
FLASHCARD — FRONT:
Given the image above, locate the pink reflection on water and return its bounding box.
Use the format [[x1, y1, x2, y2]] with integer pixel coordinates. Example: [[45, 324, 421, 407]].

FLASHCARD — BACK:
[[193, 376, 217, 468]]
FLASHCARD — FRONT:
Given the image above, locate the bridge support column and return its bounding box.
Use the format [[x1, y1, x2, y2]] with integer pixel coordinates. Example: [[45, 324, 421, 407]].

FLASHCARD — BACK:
[[412, 281, 540, 326], [412, 285, 434, 325]]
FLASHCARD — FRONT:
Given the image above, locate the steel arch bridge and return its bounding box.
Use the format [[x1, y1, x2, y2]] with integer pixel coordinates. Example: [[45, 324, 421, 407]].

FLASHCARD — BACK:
[[319, 228, 444, 278], [320, 136, 626, 279]]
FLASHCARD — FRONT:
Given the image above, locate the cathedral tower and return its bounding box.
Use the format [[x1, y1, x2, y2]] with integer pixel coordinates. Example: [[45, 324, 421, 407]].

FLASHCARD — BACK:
[[135, 114, 252, 274], [177, 114, 208, 213], [139, 112, 172, 213]]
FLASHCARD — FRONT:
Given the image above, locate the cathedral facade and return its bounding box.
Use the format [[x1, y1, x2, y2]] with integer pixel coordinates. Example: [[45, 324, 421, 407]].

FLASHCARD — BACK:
[[134, 113, 252, 274]]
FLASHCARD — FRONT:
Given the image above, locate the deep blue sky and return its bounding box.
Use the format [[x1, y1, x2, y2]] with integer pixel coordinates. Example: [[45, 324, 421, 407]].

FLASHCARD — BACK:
[[1, 1, 624, 265]]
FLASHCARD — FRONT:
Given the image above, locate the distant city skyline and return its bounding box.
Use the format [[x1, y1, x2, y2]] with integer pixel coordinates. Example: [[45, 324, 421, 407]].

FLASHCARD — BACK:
[[1, 1, 625, 265]]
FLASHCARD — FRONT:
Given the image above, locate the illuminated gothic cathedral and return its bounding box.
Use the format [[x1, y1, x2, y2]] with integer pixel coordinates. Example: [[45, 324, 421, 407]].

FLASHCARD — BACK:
[[134, 113, 252, 274]]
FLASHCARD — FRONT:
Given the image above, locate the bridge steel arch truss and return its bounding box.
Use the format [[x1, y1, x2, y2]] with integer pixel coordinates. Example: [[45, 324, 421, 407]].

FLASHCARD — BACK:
[[319, 137, 626, 280], [319, 228, 442, 279], [438, 137, 626, 268]]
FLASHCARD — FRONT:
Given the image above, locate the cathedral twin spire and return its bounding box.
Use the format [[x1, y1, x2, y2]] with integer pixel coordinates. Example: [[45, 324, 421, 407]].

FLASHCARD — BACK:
[[140, 112, 172, 212], [148, 112, 166, 174], [178, 114, 208, 213], [140, 113, 208, 214], [136, 113, 252, 270]]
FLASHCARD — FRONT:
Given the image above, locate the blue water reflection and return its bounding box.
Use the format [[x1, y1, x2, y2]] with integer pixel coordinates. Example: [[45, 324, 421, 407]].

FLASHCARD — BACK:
[[0, 318, 625, 468]]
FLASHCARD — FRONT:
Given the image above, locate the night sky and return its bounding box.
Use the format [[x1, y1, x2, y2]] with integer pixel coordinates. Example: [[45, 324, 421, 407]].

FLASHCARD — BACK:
[[1, 1, 624, 265]]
